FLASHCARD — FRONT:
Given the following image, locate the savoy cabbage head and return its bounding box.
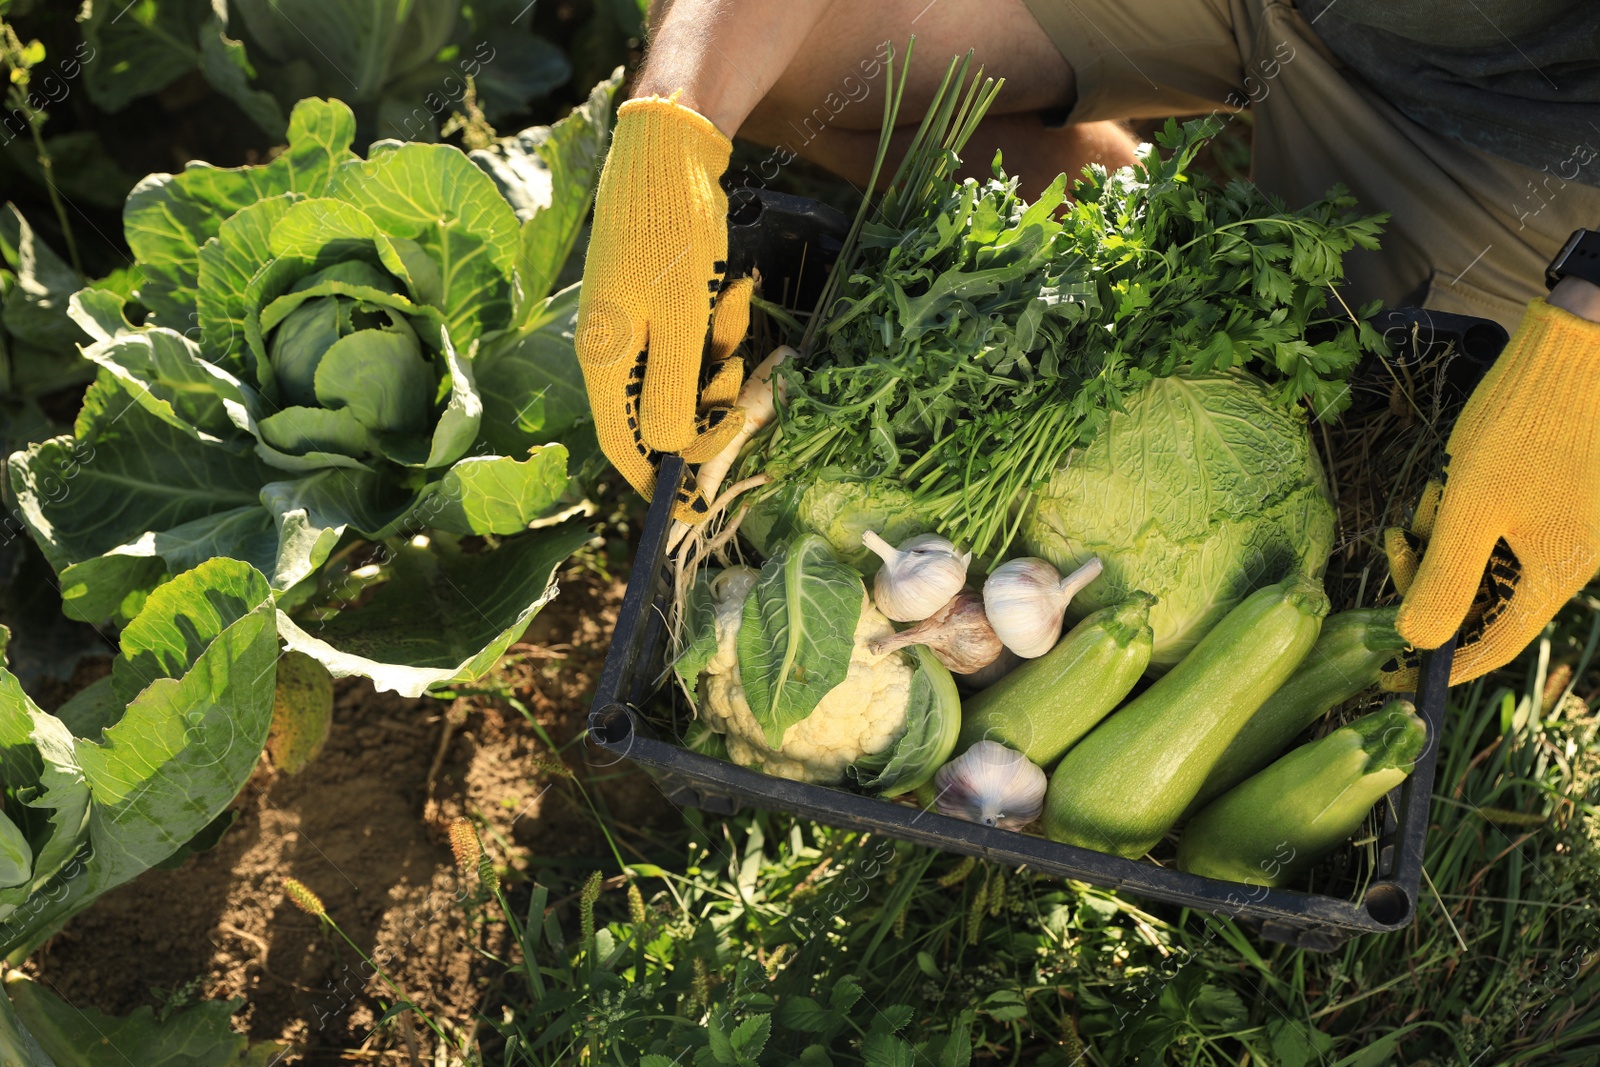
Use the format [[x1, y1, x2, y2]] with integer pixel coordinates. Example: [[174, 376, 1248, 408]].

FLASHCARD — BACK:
[[8, 80, 618, 696], [1021, 371, 1336, 669]]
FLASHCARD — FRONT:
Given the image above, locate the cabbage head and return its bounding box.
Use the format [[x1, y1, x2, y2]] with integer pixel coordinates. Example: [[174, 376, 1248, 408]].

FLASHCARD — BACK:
[[1020, 372, 1335, 669]]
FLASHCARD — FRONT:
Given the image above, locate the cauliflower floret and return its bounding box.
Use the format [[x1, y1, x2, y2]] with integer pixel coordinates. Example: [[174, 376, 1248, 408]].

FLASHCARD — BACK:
[[701, 586, 914, 784]]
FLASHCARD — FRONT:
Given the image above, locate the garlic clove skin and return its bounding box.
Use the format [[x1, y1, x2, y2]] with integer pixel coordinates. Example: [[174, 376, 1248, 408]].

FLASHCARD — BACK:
[[955, 647, 1022, 692], [982, 556, 1104, 658], [933, 740, 1047, 830], [868, 590, 1003, 674], [1060, 556, 1104, 599], [862, 530, 972, 622], [983, 557, 1065, 658]]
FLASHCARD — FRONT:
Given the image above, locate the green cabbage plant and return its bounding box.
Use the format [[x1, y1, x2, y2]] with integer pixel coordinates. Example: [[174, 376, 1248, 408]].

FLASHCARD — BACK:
[[78, 0, 572, 142], [8, 78, 617, 696]]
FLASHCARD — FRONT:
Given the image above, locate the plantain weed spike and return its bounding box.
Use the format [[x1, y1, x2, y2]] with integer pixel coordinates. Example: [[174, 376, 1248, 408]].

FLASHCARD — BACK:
[[478, 854, 500, 895], [448, 818, 481, 877], [967, 878, 989, 945], [627, 881, 647, 927], [283, 877, 326, 917]]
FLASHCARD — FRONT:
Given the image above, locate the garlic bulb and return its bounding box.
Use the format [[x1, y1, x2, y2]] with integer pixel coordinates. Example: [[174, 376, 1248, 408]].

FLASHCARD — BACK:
[[862, 530, 972, 622], [982, 556, 1104, 658], [955, 647, 1022, 693], [933, 741, 1047, 829], [868, 591, 1003, 674]]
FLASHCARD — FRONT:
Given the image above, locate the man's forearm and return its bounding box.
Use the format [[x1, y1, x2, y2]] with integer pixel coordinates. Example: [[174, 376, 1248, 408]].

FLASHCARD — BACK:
[[633, 0, 833, 138]]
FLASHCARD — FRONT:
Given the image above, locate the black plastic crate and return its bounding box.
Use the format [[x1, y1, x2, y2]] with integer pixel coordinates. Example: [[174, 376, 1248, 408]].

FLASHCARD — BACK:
[[589, 452, 1458, 951], [586, 188, 1479, 950]]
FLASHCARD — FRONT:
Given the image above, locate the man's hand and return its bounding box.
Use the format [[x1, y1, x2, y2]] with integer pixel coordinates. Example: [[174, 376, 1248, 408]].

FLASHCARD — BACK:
[[576, 97, 753, 523], [1387, 293, 1600, 683], [576, 0, 832, 521]]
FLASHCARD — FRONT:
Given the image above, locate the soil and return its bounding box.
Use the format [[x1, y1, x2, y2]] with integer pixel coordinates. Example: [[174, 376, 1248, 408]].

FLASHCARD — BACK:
[[22, 560, 660, 1063]]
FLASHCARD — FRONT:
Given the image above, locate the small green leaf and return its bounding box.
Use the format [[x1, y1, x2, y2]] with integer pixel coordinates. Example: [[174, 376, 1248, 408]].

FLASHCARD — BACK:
[[870, 1004, 914, 1033], [731, 1014, 770, 1058], [1268, 1016, 1335, 1067], [861, 1032, 916, 1067], [417, 447, 570, 536], [779, 996, 833, 1034], [704, 1016, 736, 1065], [830, 976, 863, 1015], [980, 989, 1028, 1022]]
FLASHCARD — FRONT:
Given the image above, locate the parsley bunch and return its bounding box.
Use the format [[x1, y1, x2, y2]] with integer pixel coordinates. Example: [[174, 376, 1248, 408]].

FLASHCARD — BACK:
[[763, 88, 1387, 564]]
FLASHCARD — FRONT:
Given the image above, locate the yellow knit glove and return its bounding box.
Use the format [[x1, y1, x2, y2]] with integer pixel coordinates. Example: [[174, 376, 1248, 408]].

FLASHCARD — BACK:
[[576, 96, 753, 523], [1387, 299, 1600, 684]]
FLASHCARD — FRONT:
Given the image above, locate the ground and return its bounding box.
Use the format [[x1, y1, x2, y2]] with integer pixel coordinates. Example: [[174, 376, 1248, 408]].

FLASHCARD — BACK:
[[22, 561, 641, 1062]]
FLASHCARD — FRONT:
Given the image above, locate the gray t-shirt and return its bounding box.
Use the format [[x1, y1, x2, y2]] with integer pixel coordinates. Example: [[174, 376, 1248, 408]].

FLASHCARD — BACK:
[[1301, 0, 1600, 183]]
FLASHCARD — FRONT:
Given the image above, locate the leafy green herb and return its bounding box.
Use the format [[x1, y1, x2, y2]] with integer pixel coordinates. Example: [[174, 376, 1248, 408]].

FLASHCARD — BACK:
[[762, 53, 1386, 563]]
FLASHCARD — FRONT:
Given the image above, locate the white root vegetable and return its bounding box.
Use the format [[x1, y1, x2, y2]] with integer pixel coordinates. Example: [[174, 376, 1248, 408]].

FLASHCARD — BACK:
[[667, 345, 792, 552]]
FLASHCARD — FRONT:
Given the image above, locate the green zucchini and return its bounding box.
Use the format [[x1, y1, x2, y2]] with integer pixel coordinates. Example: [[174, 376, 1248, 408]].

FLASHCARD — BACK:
[[1186, 607, 1405, 815], [1177, 700, 1426, 886], [957, 593, 1154, 768], [1043, 575, 1328, 858]]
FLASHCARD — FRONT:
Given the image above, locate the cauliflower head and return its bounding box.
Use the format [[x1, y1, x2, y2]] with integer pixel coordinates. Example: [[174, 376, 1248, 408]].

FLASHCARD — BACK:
[[699, 570, 913, 784]]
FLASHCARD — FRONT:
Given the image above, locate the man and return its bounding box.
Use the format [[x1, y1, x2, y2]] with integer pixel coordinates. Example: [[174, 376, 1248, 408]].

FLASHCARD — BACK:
[[574, 0, 1600, 683]]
